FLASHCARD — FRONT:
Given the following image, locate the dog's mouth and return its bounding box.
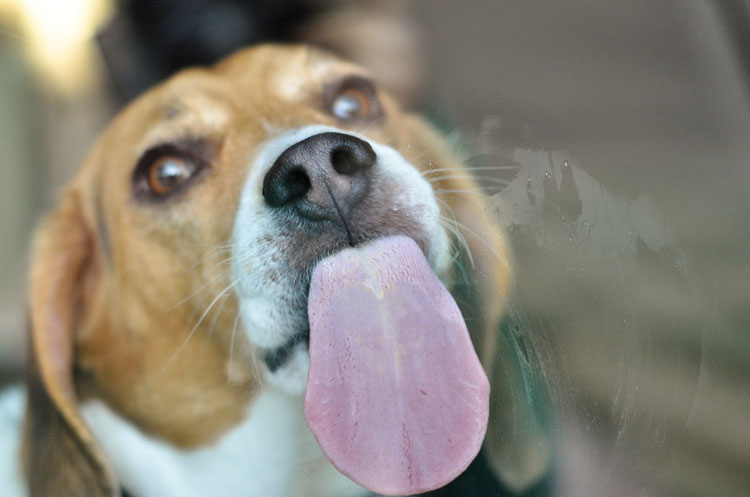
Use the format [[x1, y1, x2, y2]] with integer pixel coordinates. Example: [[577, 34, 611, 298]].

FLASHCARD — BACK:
[[249, 235, 490, 494], [262, 328, 309, 372], [259, 233, 429, 373]]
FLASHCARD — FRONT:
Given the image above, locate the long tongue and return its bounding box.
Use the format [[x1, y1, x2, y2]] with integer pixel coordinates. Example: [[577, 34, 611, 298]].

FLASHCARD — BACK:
[[305, 236, 489, 495]]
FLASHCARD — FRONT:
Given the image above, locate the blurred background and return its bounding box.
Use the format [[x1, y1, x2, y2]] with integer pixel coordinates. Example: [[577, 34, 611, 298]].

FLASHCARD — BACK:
[[0, 1, 748, 496]]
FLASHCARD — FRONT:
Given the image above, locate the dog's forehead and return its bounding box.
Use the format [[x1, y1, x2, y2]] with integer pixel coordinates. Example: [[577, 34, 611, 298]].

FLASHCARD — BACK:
[[215, 44, 365, 98], [161, 45, 363, 110], [124, 45, 366, 147]]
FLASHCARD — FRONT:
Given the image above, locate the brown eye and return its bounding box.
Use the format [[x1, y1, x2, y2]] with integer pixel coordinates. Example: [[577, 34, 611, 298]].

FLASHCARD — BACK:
[[133, 139, 212, 202], [327, 76, 382, 122], [147, 156, 196, 195], [331, 88, 371, 120]]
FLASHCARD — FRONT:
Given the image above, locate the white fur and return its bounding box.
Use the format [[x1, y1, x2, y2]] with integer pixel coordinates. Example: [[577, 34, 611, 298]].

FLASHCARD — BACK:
[[232, 125, 451, 392], [0, 382, 365, 497], [233, 125, 342, 352], [264, 345, 311, 395], [0, 386, 27, 497], [81, 388, 367, 497]]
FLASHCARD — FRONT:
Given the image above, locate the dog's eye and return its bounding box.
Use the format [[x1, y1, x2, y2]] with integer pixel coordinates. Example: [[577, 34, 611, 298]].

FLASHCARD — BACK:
[[331, 88, 370, 120], [147, 156, 197, 196], [133, 139, 212, 201], [327, 76, 382, 122]]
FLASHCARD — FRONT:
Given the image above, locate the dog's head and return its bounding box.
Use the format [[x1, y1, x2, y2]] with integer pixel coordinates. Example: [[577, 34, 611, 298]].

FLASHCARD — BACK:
[[23, 45, 543, 496]]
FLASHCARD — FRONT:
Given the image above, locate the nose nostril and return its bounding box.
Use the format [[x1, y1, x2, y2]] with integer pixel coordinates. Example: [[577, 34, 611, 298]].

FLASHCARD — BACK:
[[330, 140, 376, 176], [330, 146, 357, 175], [263, 162, 312, 207], [286, 167, 311, 200]]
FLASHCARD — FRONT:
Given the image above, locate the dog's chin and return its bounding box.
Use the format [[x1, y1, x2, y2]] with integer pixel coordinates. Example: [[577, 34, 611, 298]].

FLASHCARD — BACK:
[[261, 340, 311, 395], [237, 292, 312, 395], [260, 327, 310, 394]]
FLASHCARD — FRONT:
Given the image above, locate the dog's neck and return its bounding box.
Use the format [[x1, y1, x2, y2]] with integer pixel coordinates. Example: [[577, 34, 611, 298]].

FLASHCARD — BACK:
[[81, 388, 367, 497]]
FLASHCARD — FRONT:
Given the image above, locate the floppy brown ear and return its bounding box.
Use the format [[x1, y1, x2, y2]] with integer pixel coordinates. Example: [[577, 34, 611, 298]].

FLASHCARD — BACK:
[[403, 116, 551, 492], [23, 191, 119, 497]]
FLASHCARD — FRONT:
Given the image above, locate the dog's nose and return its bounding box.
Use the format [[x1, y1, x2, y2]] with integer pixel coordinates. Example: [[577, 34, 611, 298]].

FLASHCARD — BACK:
[[262, 132, 376, 221]]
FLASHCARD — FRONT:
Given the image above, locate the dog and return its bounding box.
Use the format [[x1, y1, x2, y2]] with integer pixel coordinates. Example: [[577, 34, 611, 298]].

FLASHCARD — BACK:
[[0, 44, 550, 497]]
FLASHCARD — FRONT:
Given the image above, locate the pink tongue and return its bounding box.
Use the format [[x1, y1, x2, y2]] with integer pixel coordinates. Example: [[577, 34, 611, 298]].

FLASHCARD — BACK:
[[305, 236, 489, 495]]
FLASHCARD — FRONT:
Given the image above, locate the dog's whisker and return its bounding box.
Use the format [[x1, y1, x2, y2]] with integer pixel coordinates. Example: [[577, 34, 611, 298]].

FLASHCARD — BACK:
[[435, 201, 477, 294], [196, 255, 235, 279], [228, 309, 249, 383], [432, 194, 457, 218], [441, 217, 510, 270], [439, 220, 474, 290], [422, 165, 519, 176], [439, 219, 476, 277], [250, 350, 266, 389], [153, 279, 240, 382], [439, 217, 470, 260], [182, 237, 234, 249], [426, 175, 510, 186], [168, 266, 233, 310], [205, 292, 232, 340], [179, 234, 235, 270], [433, 196, 475, 271], [182, 249, 233, 275], [435, 188, 497, 197], [229, 312, 239, 364], [180, 241, 234, 251], [455, 175, 513, 187], [431, 178, 510, 190], [227, 309, 266, 388]]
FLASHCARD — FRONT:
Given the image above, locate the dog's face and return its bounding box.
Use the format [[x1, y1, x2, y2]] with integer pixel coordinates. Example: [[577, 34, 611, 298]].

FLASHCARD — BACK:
[[25, 45, 519, 496]]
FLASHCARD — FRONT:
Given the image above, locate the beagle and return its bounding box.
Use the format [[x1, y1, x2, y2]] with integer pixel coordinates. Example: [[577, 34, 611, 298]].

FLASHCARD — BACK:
[[0, 44, 549, 497]]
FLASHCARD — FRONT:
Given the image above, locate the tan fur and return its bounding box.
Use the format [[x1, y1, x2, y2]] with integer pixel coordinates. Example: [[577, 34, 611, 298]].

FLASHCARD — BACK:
[[24, 44, 518, 496]]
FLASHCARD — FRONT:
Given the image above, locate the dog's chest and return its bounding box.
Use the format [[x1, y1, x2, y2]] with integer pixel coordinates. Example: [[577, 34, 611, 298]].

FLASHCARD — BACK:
[[81, 389, 366, 497]]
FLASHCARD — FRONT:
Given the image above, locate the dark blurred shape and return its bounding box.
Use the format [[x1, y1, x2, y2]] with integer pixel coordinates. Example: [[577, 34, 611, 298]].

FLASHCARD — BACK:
[[97, 0, 425, 106], [298, 2, 426, 107], [97, 0, 316, 103], [418, 449, 555, 497], [713, 0, 750, 85]]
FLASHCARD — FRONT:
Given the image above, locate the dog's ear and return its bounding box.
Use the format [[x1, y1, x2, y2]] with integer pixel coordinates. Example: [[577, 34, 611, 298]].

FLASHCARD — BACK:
[[403, 116, 551, 492], [23, 190, 119, 497]]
